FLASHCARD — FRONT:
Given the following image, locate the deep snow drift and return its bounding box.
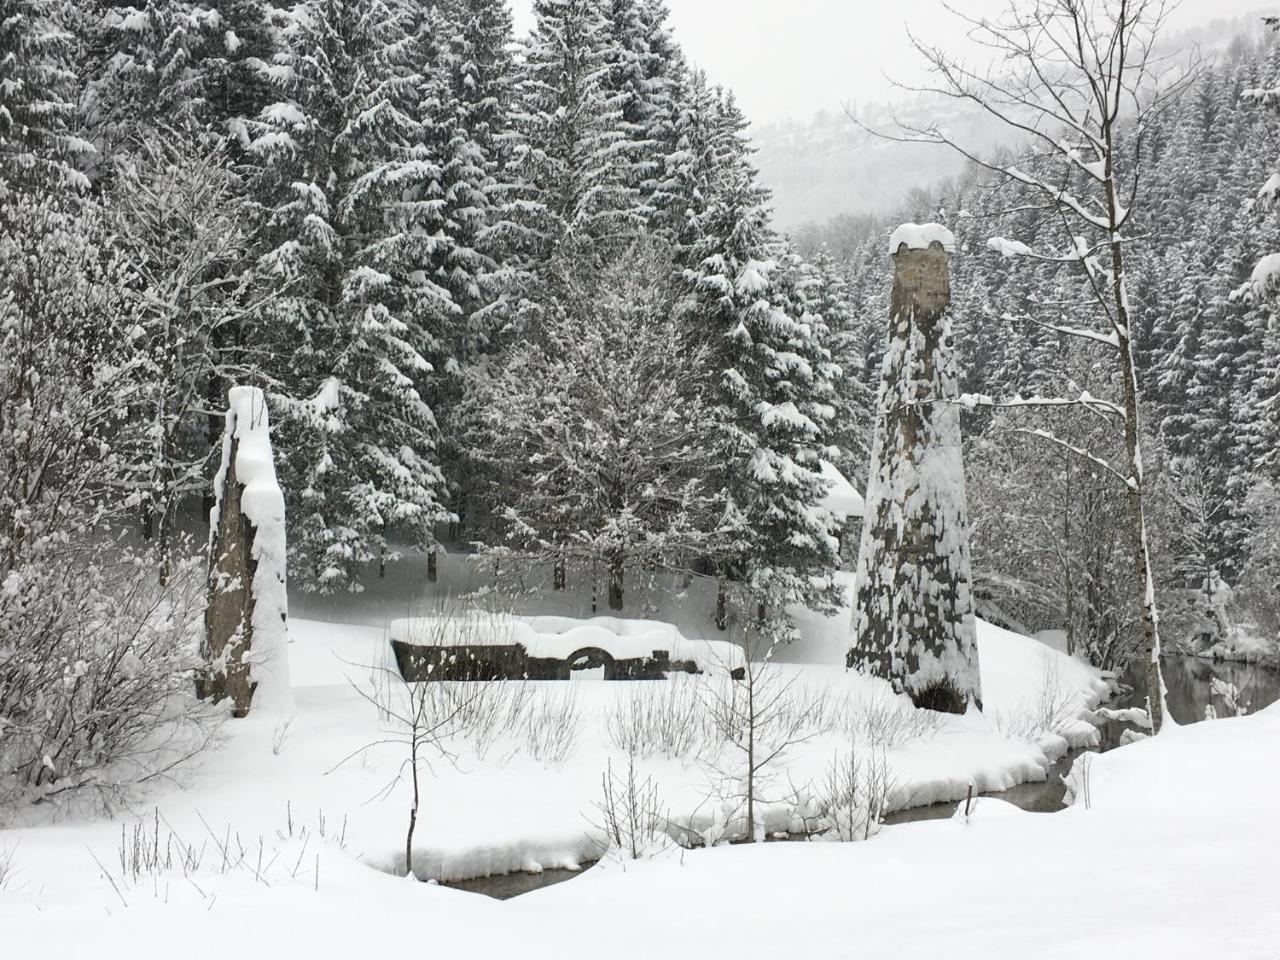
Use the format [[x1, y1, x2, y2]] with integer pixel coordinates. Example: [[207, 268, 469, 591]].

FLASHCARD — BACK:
[[4, 663, 1277, 959]]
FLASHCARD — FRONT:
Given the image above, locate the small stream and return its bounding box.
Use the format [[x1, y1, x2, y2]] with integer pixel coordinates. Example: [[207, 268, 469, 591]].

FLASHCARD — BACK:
[[888, 654, 1280, 826], [447, 654, 1280, 898]]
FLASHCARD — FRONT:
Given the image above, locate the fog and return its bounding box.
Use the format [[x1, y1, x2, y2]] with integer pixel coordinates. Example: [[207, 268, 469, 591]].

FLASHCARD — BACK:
[[510, 0, 1279, 124]]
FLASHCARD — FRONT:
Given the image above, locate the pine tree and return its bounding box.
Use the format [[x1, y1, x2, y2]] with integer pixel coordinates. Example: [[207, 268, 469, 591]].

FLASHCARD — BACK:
[[82, 2, 203, 151], [193, 0, 277, 150], [0, 0, 90, 193], [514, 0, 640, 264], [809, 251, 873, 483], [682, 91, 842, 618], [601, 0, 681, 218], [252, 0, 452, 591]]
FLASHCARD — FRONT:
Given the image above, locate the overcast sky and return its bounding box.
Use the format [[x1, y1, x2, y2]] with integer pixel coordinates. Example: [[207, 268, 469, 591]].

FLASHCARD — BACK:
[[511, 1, 1279, 125]]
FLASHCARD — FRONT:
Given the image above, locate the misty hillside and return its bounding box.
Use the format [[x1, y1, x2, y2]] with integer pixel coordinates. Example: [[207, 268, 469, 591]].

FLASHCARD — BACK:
[[755, 11, 1279, 231]]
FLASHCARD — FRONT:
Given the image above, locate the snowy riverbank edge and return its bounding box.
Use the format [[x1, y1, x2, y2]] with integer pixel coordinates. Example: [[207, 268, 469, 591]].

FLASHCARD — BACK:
[[4, 697, 1277, 959], [1, 615, 1111, 887]]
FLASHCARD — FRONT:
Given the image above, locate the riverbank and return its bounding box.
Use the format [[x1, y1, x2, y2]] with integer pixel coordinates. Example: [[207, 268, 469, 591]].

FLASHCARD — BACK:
[[0, 615, 1107, 884], [4, 693, 1277, 959]]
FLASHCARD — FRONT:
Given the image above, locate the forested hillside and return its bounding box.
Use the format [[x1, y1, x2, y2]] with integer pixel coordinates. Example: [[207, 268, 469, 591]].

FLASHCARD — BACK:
[[0, 0, 868, 631], [6, 0, 1280, 687], [807, 32, 1280, 665]]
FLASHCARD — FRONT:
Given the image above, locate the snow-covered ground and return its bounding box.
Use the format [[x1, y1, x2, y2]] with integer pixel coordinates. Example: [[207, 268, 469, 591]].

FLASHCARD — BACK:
[[4, 636, 1277, 957]]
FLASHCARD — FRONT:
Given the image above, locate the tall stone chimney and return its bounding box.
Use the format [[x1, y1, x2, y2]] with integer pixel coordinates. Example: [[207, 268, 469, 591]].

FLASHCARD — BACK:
[[847, 224, 982, 713]]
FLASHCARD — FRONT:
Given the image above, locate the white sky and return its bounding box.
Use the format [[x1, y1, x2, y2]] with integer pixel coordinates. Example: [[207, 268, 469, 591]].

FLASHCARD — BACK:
[[511, 0, 1280, 124]]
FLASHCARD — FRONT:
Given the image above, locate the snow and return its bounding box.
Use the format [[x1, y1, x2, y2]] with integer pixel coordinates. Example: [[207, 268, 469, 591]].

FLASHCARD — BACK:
[[5, 653, 1277, 958], [389, 613, 747, 673], [818, 459, 864, 518], [888, 222, 955, 255], [987, 235, 1034, 258], [1249, 252, 1280, 298]]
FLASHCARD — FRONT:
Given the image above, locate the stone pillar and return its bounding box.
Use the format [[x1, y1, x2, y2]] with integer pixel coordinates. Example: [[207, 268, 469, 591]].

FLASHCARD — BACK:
[[197, 387, 290, 718], [847, 224, 982, 713]]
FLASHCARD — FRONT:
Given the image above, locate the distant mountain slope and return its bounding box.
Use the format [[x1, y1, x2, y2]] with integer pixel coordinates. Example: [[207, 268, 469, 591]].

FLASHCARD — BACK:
[[754, 12, 1277, 232]]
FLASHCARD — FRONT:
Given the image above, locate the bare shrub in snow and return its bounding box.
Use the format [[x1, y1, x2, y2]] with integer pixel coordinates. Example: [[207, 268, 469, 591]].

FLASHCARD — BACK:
[[843, 693, 946, 749], [588, 754, 672, 861], [347, 663, 479, 877], [95, 805, 344, 901], [428, 680, 534, 761], [701, 622, 833, 843], [524, 687, 581, 766], [994, 661, 1077, 743], [605, 677, 709, 760], [0, 842, 19, 893], [0, 192, 212, 809], [819, 744, 901, 842]]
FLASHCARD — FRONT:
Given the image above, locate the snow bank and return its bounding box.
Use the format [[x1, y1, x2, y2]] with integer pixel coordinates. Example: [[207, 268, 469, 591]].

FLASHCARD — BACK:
[[8, 699, 1280, 958], [818, 459, 865, 518]]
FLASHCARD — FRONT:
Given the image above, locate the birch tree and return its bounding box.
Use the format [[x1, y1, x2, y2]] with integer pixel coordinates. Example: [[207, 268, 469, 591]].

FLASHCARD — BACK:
[[871, 0, 1201, 731]]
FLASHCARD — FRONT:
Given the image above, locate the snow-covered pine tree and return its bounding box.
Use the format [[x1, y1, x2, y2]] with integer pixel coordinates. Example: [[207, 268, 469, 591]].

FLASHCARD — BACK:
[[193, 0, 277, 152], [601, 0, 681, 219], [251, 0, 453, 592], [808, 251, 873, 485], [514, 0, 641, 265], [650, 65, 718, 249], [433, 0, 522, 358], [848, 225, 982, 713], [681, 90, 843, 621], [0, 0, 90, 193], [81, 2, 204, 153]]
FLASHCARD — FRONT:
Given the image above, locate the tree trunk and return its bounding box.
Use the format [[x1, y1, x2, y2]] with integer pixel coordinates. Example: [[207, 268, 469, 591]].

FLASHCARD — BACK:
[[1105, 159, 1166, 734], [426, 546, 438, 583], [607, 552, 624, 611]]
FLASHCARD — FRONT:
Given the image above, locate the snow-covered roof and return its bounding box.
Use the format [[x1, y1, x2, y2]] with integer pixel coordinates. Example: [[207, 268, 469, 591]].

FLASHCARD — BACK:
[[820, 460, 865, 519], [888, 222, 956, 255]]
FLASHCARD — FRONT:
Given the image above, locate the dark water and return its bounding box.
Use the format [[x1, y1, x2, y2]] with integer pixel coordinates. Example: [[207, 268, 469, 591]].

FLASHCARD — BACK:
[[888, 654, 1280, 826], [443, 864, 597, 900]]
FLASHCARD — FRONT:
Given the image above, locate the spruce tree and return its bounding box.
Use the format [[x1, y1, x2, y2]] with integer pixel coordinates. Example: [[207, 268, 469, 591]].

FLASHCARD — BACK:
[[515, 0, 639, 263], [682, 91, 843, 618], [0, 0, 89, 193], [252, 0, 452, 591]]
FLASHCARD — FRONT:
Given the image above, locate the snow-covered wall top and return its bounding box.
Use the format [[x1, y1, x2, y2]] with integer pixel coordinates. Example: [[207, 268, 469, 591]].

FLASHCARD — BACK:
[[888, 223, 956, 255]]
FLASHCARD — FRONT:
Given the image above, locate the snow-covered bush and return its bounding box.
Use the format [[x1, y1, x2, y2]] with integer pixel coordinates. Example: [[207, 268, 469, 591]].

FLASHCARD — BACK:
[[0, 193, 210, 808]]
